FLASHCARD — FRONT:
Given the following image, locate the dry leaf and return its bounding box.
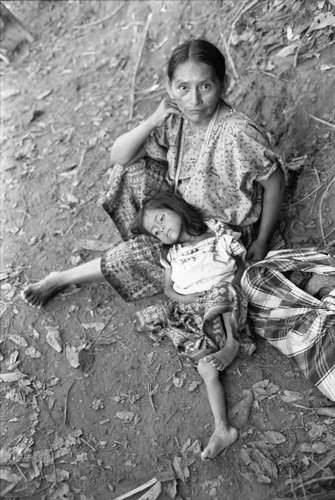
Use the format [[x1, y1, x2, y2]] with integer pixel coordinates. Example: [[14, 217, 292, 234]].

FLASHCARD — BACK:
[[280, 390, 303, 403], [49, 482, 73, 500], [8, 334, 28, 347], [6, 350, 19, 370], [65, 345, 80, 368], [46, 327, 63, 353], [81, 322, 105, 331], [137, 481, 162, 500], [262, 430, 286, 445], [0, 371, 27, 382], [316, 407, 335, 417], [309, 12, 335, 31], [45, 469, 70, 482], [253, 449, 278, 480], [0, 467, 21, 483], [275, 44, 298, 58], [187, 380, 202, 392], [115, 411, 134, 422], [25, 346, 41, 358], [172, 456, 186, 482], [300, 442, 329, 454], [228, 389, 253, 429]]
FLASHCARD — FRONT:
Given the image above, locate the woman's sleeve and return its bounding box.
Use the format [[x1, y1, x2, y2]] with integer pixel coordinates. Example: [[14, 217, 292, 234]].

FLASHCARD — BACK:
[[225, 114, 285, 182], [143, 120, 170, 162]]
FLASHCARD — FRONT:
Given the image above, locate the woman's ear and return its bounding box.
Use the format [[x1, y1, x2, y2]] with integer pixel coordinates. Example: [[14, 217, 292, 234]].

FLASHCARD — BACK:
[[165, 77, 174, 99]]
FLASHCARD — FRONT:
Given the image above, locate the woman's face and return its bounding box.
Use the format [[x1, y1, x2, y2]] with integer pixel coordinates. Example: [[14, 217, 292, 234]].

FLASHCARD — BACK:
[[143, 207, 185, 244], [167, 60, 223, 127]]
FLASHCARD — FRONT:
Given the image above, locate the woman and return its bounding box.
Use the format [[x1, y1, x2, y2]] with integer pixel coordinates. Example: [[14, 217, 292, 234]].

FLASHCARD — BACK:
[[23, 39, 285, 307]]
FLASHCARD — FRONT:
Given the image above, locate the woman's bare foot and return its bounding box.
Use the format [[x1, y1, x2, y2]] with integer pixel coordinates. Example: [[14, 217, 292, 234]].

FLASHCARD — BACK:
[[201, 425, 238, 461], [304, 273, 335, 297], [22, 272, 65, 308], [205, 339, 239, 371]]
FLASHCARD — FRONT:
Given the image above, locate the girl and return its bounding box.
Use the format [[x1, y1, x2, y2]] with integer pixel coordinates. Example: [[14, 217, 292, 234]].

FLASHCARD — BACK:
[[131, 191, 255, 460]]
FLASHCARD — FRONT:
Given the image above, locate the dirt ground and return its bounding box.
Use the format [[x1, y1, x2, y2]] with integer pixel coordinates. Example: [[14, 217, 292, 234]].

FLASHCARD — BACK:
[[1, 1, 335, 499]]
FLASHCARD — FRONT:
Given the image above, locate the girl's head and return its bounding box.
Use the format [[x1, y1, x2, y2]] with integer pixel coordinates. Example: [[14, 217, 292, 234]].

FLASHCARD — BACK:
[[131, 191, 207, 245], [166, 39, 227, 127]]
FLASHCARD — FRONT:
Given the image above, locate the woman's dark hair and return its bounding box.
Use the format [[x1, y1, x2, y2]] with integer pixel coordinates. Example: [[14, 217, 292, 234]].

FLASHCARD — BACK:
[[167, 39, 226, 83], [131, 191, 207, 242]]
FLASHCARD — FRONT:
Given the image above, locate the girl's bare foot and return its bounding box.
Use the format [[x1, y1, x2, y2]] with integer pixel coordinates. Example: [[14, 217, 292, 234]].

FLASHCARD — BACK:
[[205, 339, 239, 371], [22, 272, 65, 308], [201, 425, 238, 460]]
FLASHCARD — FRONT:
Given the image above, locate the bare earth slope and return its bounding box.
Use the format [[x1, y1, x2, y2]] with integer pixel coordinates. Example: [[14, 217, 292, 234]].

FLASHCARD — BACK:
[[1, 1, 335, 499]]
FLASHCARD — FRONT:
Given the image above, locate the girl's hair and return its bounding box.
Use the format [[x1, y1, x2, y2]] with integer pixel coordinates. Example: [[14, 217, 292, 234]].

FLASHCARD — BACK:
[[167, 39, 227, 83], [131, 191, 207, 242]]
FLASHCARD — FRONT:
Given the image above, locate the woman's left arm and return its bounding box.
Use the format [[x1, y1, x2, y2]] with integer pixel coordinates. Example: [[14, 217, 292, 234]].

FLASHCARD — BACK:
[[247, 166, 285, 262]]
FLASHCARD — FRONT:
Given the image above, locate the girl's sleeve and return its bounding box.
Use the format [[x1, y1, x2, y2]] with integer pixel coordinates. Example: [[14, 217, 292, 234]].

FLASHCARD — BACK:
[[160, 249, 172, 269], [225, 113, 285, 182], [217, 233, 247, 260]]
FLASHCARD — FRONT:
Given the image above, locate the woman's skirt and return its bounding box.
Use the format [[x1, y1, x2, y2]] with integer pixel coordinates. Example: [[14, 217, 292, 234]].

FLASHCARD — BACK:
[[241, 248, 335, 402]]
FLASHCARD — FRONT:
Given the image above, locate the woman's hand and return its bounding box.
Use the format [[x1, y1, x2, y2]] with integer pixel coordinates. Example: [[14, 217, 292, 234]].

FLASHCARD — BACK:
[[150, 97, 181, 127], [246, 239, 269, 262]]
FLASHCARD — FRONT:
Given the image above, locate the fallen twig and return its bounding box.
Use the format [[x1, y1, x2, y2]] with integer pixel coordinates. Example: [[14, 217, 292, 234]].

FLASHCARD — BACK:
[[15, 464, 28, 483], [307, 112, 335, 130], [63, 380, 76, 426], [165, 408, 178, 424], [221, 36, 239, 80], [290, 181, 327, 206], [112, 477, 157, 500], [129, 12, 153, 120], [292, 475, 335, 493], [147, 382, 156, 413], [81, 436, 96, 452], [75, 4, 123, 29]]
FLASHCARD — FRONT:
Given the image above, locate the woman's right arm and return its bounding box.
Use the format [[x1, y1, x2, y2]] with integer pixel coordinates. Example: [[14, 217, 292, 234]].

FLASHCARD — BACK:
[[110, 98, 180, 165]]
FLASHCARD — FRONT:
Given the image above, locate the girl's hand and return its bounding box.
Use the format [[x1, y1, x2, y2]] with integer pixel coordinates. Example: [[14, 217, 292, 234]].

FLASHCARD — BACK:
[[176, 292, 204, 304], [150, 97, 181, 127]]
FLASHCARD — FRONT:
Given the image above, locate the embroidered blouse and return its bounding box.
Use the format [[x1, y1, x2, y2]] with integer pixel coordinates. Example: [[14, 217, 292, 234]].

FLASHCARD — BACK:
[[143, 109, 284, 227]]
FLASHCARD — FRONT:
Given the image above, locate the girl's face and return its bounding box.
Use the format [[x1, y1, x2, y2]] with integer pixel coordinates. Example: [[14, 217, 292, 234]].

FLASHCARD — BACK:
[[166, 60, 223, 128], [143, 207, 186, 244]]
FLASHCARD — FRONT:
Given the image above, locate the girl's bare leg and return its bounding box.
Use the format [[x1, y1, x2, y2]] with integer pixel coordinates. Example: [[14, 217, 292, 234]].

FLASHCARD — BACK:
[[198, 358, 238, 460], [205, 312, 239, 371], [23, 258, 105, 307]]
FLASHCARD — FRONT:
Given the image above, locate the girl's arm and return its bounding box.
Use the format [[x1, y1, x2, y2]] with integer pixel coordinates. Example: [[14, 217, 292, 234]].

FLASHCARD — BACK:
[[110, 98, 180, 165], [247, 166, 285, 262], [164, 267, 203, 304]]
